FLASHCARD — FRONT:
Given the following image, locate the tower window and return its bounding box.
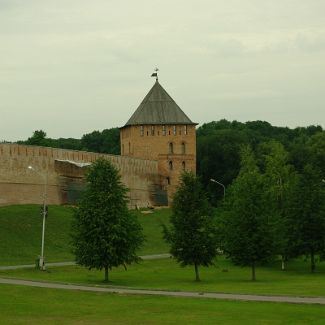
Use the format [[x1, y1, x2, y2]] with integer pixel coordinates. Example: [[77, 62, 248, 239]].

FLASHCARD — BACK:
[[184, 125, 188, 135], [128, 142, 131, 153], [166, 177, 170, 185], [169, 142, 174, 154], [181, 142, 186, 154], [173, 125, 177, 135], [140, 125, 144, 136], [151, 125, 155, 135], [169, 161, 173, 170], [182, 161, 186, 170], [162, 125, 166, 136]]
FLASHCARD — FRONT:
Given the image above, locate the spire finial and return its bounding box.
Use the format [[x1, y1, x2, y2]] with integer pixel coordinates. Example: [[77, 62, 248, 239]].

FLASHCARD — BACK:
[[151, 67, 159, 81]]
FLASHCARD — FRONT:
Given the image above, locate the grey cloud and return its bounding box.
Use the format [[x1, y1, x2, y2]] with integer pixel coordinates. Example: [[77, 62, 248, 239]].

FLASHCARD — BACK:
[[0, 0, 325, 141]]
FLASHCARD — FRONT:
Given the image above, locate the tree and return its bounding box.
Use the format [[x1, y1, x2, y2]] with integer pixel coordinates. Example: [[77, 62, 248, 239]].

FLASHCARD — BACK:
[[220, 146, 277, 281], [72, 158, 144, 282], [197, 129, 249, 203], [286, 165, 325, 272], [262, 141, 295, 270], [163, 172, 218, 281], [25, 130, 48, 146], [81, 128, 120, 155]]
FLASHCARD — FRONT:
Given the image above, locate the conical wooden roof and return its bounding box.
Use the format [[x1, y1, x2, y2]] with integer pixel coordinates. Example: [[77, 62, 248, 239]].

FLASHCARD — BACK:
[[124, 81, 196, 126]]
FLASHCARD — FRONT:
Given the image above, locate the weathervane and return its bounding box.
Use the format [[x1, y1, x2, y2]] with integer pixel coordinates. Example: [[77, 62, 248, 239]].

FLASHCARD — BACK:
[[151, 67, 159, 81]]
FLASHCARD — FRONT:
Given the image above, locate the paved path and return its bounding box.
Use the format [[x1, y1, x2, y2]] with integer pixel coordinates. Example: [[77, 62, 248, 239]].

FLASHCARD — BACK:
[[1, 277, 325, 305], [0, 254, 171, 270], [2, 254, 325, 305]]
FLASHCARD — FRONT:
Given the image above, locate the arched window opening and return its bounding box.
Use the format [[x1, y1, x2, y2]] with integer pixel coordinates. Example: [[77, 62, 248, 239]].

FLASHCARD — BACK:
[[128, 142, 131, 154], [140, 125, 144, 136], [151, 125, 155, 136], [166, 177, 170, 185], [184, 125, 188, 135], [182, 161, 186, 170], [181, 142, 186, 154], [169, 161, 173, 170], [173, 125, 177, 135], [169, 142, 174, 154]]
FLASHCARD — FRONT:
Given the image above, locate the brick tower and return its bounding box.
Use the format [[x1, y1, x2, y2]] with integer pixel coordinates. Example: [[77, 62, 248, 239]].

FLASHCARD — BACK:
[[120, 79, 197, 204]]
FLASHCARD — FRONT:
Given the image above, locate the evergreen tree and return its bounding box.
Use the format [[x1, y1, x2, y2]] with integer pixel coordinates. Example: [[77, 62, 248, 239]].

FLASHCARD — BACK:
[[220, 146, 276, 281], [164, 172, 218, 281], [72, 158, 144, 282]]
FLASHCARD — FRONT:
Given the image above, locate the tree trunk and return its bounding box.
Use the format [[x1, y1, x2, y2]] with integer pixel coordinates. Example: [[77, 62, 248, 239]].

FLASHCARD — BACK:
[[104, 266, 109, 282], [281, 255, 286, 271], [251, 262, 256, 281], [311, 250, 316, 273], [194, 263, 200, 282]]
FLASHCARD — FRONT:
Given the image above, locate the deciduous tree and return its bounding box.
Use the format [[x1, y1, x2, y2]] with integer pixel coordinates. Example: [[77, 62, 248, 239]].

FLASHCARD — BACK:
[[163, 172, 218, 281], [220, 146, 277, 281], [72, 158, 144, 282]]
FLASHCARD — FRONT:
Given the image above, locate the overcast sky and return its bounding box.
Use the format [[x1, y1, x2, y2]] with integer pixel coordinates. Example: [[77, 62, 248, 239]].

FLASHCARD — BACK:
[[1, 0, 325, 141]]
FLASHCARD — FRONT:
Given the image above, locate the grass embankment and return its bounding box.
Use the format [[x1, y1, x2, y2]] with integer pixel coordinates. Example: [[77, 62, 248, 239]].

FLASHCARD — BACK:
[[1, 284, 325, 325], [2, 257, 325, 297], [2, 205, 325, 324], [0, 205, 170, 265]]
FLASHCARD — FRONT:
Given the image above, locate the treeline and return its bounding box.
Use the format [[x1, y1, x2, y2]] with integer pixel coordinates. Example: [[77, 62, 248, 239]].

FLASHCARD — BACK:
[[197, 119, 324, 203], [218, 143, 325, 279], [166, 142, 325, 282], [17, 128, 120, 155], [196, 120, 325, 279]]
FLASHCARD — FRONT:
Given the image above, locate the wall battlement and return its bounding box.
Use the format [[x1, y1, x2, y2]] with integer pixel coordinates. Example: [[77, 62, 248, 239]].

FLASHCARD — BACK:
[[0, 143, 159, 207]]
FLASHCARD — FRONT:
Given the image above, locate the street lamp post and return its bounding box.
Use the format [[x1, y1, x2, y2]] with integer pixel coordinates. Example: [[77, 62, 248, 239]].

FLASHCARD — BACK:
[[28, 165, 48, 271], [210, 178, 226, 200]]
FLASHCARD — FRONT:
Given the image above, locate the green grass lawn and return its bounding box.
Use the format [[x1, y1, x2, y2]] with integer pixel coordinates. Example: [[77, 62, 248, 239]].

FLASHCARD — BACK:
[[2, 257, 325, 297], [1, 284, 325, 325], [134, 208, 170, 255], [0, 205, 75, 265], [0, 205, 170, 265]]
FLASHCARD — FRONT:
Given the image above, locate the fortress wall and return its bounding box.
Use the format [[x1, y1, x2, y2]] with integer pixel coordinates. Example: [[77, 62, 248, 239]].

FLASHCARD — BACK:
[[0, 144, 159, 207]]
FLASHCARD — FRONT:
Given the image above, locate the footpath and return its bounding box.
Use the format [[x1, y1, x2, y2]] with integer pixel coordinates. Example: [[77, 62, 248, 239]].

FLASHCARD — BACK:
[[1, 253, 325, 305], [0, 253, 171, 270], [1, 277, 325, 305]]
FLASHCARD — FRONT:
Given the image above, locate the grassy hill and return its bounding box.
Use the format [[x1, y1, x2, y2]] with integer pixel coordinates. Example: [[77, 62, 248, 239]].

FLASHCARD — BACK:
[[0, 205, 171, 266]]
